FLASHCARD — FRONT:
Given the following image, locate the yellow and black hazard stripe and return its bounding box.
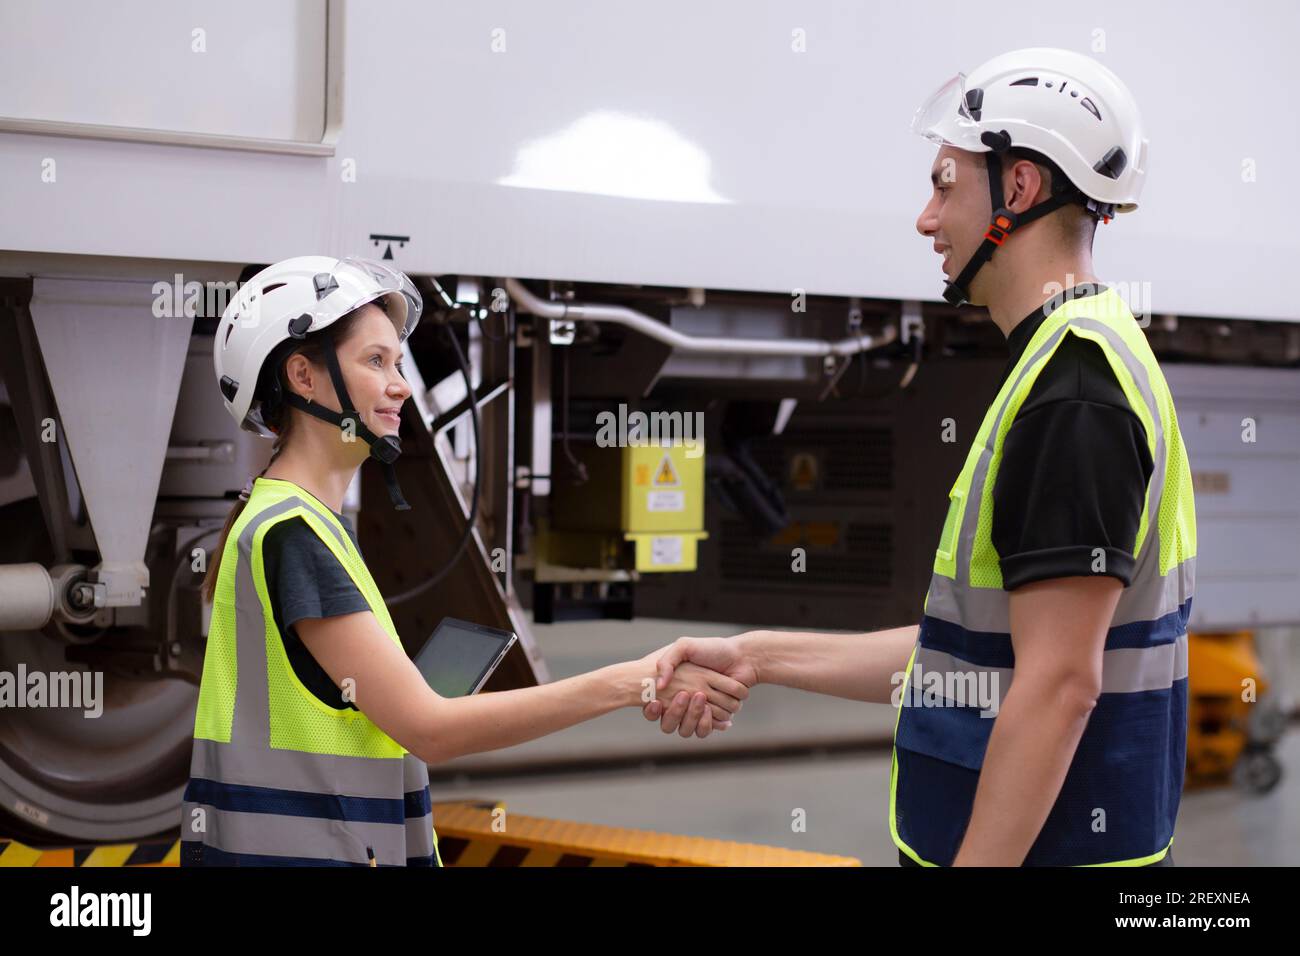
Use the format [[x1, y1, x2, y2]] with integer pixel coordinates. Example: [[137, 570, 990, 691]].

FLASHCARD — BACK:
[[0, 801, 860, 867], [0, 839, 181, 867]]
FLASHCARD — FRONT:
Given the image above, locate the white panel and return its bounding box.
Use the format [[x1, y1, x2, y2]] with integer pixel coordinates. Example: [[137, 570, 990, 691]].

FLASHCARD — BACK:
[[0, 0, 326, 142], [0, 0, 1295, 322], [1164, 365, 1300, 629]]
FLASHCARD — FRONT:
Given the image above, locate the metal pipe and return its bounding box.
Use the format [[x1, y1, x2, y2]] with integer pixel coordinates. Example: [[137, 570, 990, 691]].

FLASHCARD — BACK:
[[505, 278, 897, 358], [0, 563, 56, 630]]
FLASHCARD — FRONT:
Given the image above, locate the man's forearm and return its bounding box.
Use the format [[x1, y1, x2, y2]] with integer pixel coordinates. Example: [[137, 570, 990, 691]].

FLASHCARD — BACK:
[[739, 624, 919, 703], [952, 676, 1095, 866]]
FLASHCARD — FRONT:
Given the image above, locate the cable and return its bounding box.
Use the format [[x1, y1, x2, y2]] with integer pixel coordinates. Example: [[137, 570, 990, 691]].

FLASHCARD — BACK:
[[384, 318, 482, 608], [474, 292, 513, 343], [559, 344, 588, 485]]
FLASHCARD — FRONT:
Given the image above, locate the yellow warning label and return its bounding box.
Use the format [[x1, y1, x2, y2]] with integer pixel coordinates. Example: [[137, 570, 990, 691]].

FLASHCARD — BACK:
[[653, 453, 679, 487], [790, 453, 818, 492]]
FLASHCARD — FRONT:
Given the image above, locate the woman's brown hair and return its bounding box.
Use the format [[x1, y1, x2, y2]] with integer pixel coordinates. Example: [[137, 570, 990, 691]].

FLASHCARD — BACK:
[[200, 299, 385, 604]]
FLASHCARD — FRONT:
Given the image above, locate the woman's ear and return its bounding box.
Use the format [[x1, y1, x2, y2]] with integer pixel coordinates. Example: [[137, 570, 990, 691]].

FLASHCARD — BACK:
[[282, 352, 315, 402]]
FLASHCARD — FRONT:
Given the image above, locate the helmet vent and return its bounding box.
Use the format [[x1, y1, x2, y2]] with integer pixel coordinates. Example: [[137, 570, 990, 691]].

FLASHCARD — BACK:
[[1010, 76, 1039, 87], [222, 322, 235, 350], [1080, 97, 1102, 122], [261, 282, 286, 295]]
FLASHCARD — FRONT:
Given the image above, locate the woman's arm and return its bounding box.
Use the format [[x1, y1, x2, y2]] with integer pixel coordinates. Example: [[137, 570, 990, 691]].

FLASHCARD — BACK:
[[295, 611, 748, 765]]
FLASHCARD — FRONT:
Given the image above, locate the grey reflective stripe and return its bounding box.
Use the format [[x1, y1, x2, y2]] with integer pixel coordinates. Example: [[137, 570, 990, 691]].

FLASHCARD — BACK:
[[926, 574, 1009, 633], [189, 493, 427, 864], [926, 556, 1196, 632], [190, 736, 402, 799], [1114, 554, 1195, 628], [911, 647, 1012, 707], [1100, 637, 1189, 693], [230, 497, 299, 746], [289, 494, 350, 552], [913, 634, 1188, 707], [403, 752, 436, 859], [406, 816, 435, 858], [179, 799, 406, 865]]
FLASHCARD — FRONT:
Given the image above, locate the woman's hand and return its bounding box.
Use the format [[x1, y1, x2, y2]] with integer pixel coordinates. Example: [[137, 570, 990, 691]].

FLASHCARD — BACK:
[[642, 635, 761, 735], [631, 647, 749, 738]]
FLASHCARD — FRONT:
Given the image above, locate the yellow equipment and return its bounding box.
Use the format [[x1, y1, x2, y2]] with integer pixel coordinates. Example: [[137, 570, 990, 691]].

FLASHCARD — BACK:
[[1186, 631, 1285, 793], [545, 441, 708, 574]]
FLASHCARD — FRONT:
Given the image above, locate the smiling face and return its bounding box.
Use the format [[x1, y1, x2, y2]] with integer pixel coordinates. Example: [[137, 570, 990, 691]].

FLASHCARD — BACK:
[[333, 301, 412, 438], [915, 144, 993, 296], [916, 144, 1081, 307]]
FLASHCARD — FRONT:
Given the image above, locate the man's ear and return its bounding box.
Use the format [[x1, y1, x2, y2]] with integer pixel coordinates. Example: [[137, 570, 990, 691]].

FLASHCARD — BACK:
[[1006, 158, 1048, 212]]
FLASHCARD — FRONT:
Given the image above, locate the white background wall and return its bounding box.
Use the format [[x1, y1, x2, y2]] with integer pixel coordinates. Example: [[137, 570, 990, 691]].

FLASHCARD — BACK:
[[0, 0, 1295, 322]]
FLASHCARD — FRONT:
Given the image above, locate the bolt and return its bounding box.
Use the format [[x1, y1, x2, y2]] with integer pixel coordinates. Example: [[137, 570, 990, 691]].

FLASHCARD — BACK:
[[71, 583, 94, 609]]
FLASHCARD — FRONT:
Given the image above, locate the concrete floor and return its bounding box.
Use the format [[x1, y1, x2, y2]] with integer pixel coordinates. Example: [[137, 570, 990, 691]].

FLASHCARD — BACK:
[[428, 617, 1300, 866]]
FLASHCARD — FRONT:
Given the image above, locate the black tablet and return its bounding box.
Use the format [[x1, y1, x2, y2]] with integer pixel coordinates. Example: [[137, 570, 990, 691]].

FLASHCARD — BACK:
[[412, 617, 517, 697]]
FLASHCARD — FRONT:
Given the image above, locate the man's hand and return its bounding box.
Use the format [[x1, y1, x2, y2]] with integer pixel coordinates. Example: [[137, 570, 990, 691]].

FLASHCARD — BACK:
[[633, 645, 749, 738], [642, 636, 759, 735]]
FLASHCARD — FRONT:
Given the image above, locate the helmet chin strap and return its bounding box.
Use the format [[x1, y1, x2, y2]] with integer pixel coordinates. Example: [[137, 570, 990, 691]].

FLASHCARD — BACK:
[[282, 340, 412, 512], [942, 131, 1082, 308]]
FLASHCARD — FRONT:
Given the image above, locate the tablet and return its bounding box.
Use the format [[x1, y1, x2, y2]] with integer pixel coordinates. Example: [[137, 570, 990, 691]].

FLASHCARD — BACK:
[[413, 617, 517, 697]]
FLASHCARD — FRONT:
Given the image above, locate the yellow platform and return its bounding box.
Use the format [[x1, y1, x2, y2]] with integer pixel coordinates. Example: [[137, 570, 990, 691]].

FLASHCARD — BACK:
[[0, 801, 860, 867]]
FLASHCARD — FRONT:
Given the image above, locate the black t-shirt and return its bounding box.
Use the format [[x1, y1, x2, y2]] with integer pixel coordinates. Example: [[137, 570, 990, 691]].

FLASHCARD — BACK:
[[990, 284, 1154, 590], [262, 509, 370, 710]]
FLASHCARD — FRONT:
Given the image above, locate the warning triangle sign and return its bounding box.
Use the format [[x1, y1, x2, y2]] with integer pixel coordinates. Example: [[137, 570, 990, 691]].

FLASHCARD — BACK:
[[653, 452, 680, 487]]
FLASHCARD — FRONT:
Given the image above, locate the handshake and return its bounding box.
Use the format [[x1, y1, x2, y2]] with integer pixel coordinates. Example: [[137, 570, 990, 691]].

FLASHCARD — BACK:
[[632, 635, 758, 739]]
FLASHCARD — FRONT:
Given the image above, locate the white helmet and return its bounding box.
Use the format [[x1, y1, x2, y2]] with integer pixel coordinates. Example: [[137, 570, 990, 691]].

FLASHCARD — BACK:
[[215, 255, 421, 437], [214, 255, 423, 509], [911, 48, 1148, 305]]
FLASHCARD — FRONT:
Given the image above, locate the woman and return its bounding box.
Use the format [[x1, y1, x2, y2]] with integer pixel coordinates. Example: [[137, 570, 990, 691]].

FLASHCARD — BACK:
[[181, 256, 746, 867]]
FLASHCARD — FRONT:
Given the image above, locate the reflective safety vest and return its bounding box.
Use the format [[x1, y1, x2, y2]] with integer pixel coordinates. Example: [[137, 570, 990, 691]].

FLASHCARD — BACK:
[[181, 476, 441, 866], [890, 287, 1196, 866]]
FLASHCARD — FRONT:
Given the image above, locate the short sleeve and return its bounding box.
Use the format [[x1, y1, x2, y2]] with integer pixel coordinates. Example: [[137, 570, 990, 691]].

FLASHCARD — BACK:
[[261, 516, 371, 710], [264, 518, 370, 632], [991, 335, 1154, 590]]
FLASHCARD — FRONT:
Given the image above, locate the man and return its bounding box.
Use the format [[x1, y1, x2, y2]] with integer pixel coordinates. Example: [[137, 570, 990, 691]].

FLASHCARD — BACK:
[[644, 48, 1197, 867]]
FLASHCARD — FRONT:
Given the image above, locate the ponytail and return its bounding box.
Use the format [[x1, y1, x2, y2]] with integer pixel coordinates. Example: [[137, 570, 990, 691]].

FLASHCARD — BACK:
[[200, 430, 291, 605]]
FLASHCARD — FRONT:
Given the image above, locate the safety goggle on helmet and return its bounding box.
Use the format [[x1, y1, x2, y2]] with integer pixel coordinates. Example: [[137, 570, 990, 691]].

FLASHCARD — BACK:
[[215, 255, 423, 439], [908, 48, 1147, 212]]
